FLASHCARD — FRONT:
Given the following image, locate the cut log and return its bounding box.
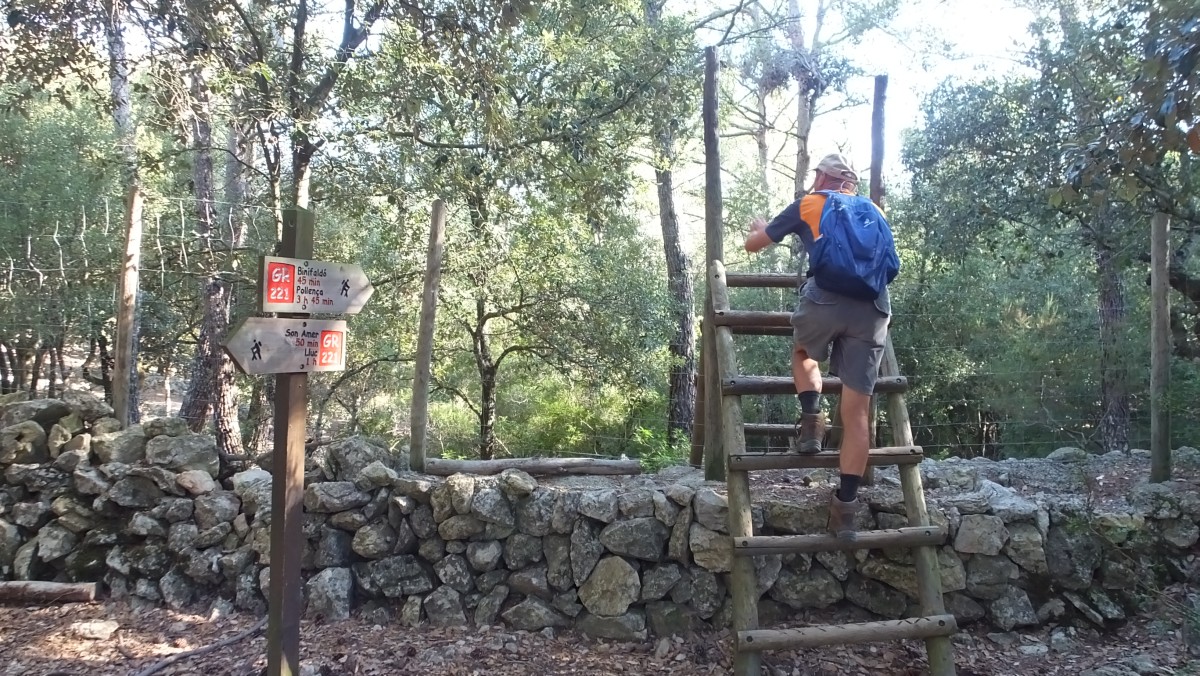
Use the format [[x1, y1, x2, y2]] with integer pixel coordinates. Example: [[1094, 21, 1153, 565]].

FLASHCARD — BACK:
[[737, 615, 957, 652], [733, 526, 945, 556], [424, 457, 642, 477], [0, 581, 99, 604]]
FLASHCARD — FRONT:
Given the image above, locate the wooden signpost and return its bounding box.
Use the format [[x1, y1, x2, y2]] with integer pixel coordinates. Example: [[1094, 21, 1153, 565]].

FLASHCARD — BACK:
[[222, 208, 370, 676]]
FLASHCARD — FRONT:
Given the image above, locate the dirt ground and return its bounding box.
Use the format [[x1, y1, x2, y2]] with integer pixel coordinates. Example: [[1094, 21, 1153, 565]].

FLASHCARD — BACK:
[[0, 582, 1194, 676]]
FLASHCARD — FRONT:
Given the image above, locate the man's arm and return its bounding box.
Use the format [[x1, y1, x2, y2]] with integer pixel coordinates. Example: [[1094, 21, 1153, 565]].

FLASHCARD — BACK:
[[744, 198, 805, 253], [744, 217, 774, 252]]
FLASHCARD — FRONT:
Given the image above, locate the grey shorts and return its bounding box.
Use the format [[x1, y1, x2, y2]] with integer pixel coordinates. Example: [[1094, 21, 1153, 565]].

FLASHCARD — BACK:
[[791, 280, 891, 395]]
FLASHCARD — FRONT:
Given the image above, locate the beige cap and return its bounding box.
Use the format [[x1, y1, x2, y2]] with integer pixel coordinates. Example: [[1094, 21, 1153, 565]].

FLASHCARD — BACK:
[[814, 153, 859, 183]]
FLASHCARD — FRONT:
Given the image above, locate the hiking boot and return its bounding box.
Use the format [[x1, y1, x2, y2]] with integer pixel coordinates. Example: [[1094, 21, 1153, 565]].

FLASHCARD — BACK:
[[794, 412, 825, 455], [828, 491, 860, 542]]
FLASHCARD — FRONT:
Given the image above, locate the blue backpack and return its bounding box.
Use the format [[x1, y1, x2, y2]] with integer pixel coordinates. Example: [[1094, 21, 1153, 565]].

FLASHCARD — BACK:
[[807, 191, 900, 301]]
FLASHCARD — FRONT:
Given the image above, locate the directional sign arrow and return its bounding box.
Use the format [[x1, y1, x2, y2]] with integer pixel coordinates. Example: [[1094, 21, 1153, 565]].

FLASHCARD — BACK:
[[260, 256, 374, 315], [223, 317, 349, 375]]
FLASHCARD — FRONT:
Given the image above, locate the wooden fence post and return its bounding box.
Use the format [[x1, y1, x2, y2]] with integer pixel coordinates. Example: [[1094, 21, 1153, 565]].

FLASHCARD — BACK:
[[1150, 212, 1170, 482], [702, 46, 726, 481]]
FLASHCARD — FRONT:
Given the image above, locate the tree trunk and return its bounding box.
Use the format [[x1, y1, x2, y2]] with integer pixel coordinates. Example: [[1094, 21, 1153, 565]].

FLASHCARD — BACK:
[[103, 0, 143, 427], [479, 366, 497, 461], [0, 341, 10, 394], [655, 167, 696, 445], [1095, 242, 1130, 452], [28, 344, 45, 398]]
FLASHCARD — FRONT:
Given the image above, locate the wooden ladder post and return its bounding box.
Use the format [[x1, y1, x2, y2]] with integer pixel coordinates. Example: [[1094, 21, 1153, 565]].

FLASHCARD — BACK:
[[711, 261, 761, 676]]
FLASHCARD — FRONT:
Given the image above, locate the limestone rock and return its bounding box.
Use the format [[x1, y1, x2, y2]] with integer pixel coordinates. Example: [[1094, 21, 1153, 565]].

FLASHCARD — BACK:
[[434, 554, 475, 594], [353, 521, 397, 559], [578, 556, 640, 617], [107, 477, 163, 508], [392, 473, 436, 503], [768, 566, 843, 610], [501, 596, 570, 631], [159, 568, 195, 609], [194, 491, 241, 530], [578, 490, 619, 523], [36, 521, 77, 561], [46, 424, 71, 458], [142, 417, 190, 439], [543, 534, 572, 591], [498, 469, 537, 499], [988, 586, 1038, 631], [689, 567, 725, 618], [617, 489, 656, 518], [355, 460, 398, 492], [444, 474, 476, 515], [91, 427, 147, 465], [514, 489, 556, 536], [470, 487, 514, 528], [550, 491, 581, 534], [355, 555, 435, 598], [145, 433, 218, 476], [692, 488, 728, 532], [503, 533, 543, 569], [509, 564, 551, 600], [466, 540, 503, 572], [439, 514, 485, 540], [2, 398, 71, 428], [306, 567, 353, 620], [315, 527, 354, 568], [645, 601, 694, 636], [1045, 526, 1102, 590], [665, 483, 695, 507], [0, 421, 50, 464], [641, 563, 682, 602], [599, 517, 668, 561], [61, 391, 113, 422], [176, 470, 218, 496], [652, 491, 679, 526], [954, 514, 1008, 555], [576, 610, 647, 640], [845, 574, 907, 618], [763, 499, 825, 534], [1003, 522, 1048, 575], [944, 591, 987, 623], [570, 519, 604, 586], [980, 480, 1039, 522], [966, 554, 1020, 600], [688, 522, 731, 573], [423, 586, 466, 626], [668, 506, 691, 566], [304, 482, 371, 513], [91, 418, 122, 435], [319, 436, 397, 482], [1046, 447, 1088, 462], [1161, 519, 1200, 548], [230, 468, 273, 518], [475, 584, 508, 626]]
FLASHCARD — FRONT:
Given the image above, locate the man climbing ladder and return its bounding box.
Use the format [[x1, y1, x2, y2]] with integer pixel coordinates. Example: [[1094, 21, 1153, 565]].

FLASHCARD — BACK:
[[743, 153, 900, 541]]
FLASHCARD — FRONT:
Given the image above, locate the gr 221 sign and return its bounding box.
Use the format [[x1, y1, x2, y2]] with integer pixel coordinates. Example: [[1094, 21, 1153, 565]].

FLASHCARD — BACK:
[[261, 256, 374, 315]]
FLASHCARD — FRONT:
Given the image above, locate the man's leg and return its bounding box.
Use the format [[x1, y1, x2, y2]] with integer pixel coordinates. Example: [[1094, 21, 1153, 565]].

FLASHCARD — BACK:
[[828, 385, 873, 541], [792, 346, 825, 453]]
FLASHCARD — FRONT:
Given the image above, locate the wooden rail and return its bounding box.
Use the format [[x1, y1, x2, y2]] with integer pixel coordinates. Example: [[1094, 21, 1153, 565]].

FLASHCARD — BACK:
[[424, 457, 642, 477]]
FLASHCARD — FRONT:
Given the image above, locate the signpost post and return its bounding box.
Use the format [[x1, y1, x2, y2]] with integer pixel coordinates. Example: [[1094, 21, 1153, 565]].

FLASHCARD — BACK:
[[222, 207, 370, 676]]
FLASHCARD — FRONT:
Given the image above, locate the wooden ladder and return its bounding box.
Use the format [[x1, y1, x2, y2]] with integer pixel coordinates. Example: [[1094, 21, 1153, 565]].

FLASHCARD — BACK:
[[708, 261, 958, 676]]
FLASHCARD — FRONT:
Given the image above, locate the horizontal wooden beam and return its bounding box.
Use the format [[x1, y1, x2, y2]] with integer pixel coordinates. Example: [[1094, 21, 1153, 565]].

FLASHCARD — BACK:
[[738, 615, 957, 653], [733, 526, 945, 556], [0, 581, 99, 604], [743, 423, 803, 437], [712, 310, 791, 327], [730, 326, 793, 336], [424, 457, 642, 477], [724, 272, 804, 288], [723, 375, 908, 396], [728, 445, 923, 471]]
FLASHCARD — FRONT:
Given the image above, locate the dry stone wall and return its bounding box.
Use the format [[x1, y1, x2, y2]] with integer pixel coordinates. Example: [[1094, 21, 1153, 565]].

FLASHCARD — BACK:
[[2, 393, 1199, 641]]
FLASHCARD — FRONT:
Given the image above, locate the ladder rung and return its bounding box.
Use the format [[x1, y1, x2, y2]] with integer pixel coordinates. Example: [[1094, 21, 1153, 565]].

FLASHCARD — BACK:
[[730, 326, 793, 336], [728, 445, 923, 471], [733, 526, 945, 556], [723, 375, 909, 396], [713, 310, 791, 327], [744, 423, 801, 436], [725, 272, 804, 288], [737, 615, 957, 653]]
